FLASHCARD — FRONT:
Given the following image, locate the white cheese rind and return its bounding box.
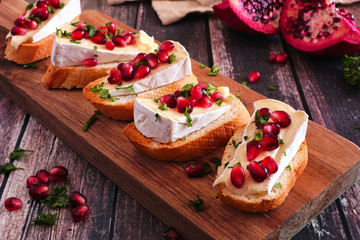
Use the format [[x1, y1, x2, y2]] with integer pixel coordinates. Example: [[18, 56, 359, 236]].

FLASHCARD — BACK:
[[213, 99, 308, 195], [7, 0, 81, 50], [134, 98, 231, 143]]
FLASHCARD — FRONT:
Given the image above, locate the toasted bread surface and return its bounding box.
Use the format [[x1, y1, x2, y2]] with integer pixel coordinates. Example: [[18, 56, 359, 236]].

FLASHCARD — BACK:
[[123, 94, 250, 161]]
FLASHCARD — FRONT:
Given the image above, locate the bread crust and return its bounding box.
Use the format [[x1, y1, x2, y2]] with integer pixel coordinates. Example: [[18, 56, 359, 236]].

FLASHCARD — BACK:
[[83, 74, 198, 121], [123, 95, 250, 161], [217, 127, 308, 212]]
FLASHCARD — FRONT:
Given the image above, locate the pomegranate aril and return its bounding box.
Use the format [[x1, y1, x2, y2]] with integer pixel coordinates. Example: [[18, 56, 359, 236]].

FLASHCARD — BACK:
[[26, 19, 38, 30], [261, 123, 280, 136], [145, 53, 158, 69], [83, 58, 97, 67], [248, 161, 268, 182], [230, 164, 245, 188], [121, 63, 134, 81], [276, 53, 288, 64], [176, 97, 190, 113], [97, 26, 107, 32], [162, 230, 179, 240], [71, 28, 85, 40], [106, 22, 116, 35], [49, 166, 68, 181], [29, 184, 50, 200], [134, 65, 150, 79], [270, 110, 291, 128], [70, 191, 87, 206], [91, 32, 106, 44], [185, 162, 204, 177], [123, 33, 134, 44], [117, 63, 124, 71], [134, 53, 146, 63], [36, 1, 48, 8], [189, 99, 197, 107], [36, 169, 50, 184], [190, 85, 203, 100], [210, 92, 225, 102], [246, 140, 262, 161], [72, 204, 90, 222], [248, 71, 261, 83], [14, 16, 26, 28], [256, 107, 271, 120], [269, 53, 277, 63], [160, 94, 177, 108], [26, 176, 40, 188], [108, 69, 122, 84], [11, 26, 27, 36], [157, 49, 169, 63], [196, 96, 213, 108], [50, 0, 61, 8], [4, 197, 22, 211], [258, 134, 280, 151], [174, 89, 182, 97], [105, 41, 115, 50], [113, 35, 127, 47], [31, 7, 49, 21], [261, 156, 278, 175], [76, 22, 87, 30], [159, 41, 175, 52]]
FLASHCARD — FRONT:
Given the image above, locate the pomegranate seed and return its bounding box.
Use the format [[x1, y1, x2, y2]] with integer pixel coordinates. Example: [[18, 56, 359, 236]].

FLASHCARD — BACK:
[[190, 85, 203, 100], [134, 65, 150, 79], [123, 33, 134, 44], [248, 161, 268, 182], [11, 26, 26, 36], [76, 22, 87, 30], [72, 204, 90, 222], [97, 26, 107, 32], [84, 31, 90, 39], [26, 19, 38, 30], [189, 99, 197, 107], [185, 162, 204, 177], [159, 41, 175, 52], [36, 169, 50, 184], [261, 156, 278, 175], [174, 89, 182, 97], [176, 97, 191, 113], [105, 41, 115, 50], [256, 107, 271, 120], [198, 83, 208, 89], [157, 49, 169, 63], [31, 7, 49, 21], [26, 176, 40, 188], [246, 140, 261, 161], [49, 166, 68, 181], [230, 164, 245, 188], [197, 96, 213, 108], [145, 53, 158, 69], [29, 184, 50, 200], [14, 16, 26, 28], [210, 92, 225, 102], [113, 35, 127, 47], [71, 28, 85, 40], [276, 53, 288, 64], [83, 58, 97, 67], [121, 63, 134, 81], [36, 1, 48, 8], [162, 230, 179, 240], [50, 0, 61, 8], [248, 71, 261, 83], [4, 197, 22, 211], [70, 191, 87, 206], [117, 63, 124, 71], [134, 53, 146, 63], [160, 94, 177, 108], [261, 123, 280, 135], [258, 134, 280, 151], [91, 32, 106, 44], [269, 53, 277, 63], [270, 110, 291, 128], [106, 22, 116, 35], [108, 69, 122, 84]]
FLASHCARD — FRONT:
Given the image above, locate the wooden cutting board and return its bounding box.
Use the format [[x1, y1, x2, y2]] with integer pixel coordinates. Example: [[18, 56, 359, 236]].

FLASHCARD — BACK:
[[1, 2, 359, 239]]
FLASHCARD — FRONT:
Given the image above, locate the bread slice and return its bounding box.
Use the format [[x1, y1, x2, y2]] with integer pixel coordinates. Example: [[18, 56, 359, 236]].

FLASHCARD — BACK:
[[123, 94, 250, 161], [83, 74, 198, 121], [217, 127, 308, 212]]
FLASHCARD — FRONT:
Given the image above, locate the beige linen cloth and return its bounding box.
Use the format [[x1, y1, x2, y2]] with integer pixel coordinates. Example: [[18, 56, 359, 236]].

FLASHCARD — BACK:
[[107, 0, 221, 25]]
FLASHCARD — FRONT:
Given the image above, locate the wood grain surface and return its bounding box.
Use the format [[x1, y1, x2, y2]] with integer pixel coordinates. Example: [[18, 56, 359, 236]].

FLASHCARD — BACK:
[[0, 0, 359, 239]]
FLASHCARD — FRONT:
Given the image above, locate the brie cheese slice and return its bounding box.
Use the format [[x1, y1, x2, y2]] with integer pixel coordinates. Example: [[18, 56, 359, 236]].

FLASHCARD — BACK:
[[6, 0, 81, 50], [213, 99, 308, 195]]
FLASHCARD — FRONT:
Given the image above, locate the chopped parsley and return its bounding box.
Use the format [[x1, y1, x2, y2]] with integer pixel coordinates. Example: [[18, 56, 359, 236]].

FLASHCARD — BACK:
[[243, 136, 248, 141], [232, 139, 241, 148], [242, 81, 249, 88], [59, 3, 65, 8], [286, 165, 291, 171], [115, 84, 137, 96], [56, 28, 71, 37], [210, 157, 221, 170], [41, 186, 69, 208], [134, 61, 146, 66], [23, 64, 39, 69], [284, 151, 287, 156], [33, 213, 57, 226], [280, 139, 284, 145], [116, 28, 121, 35], [254, 129, 263, 141], [342, 55, 360, 89], [268, 84, 275, 91], [26, 3, 34, 11], [184, 107, 192, 127], [168, 53, 176, 64], [254, 109, 269, 128], [89, 28, 96, 37], [228, 162, 241, 169], [47, 6, 54, 13], [274, 182, 282, 188], [82, 110, 100, 131], [28, 15, 42, 24], [94, 46, 98, 51], [200, 64, 205, 69], [235, 94, 241, 98], [215, 194, 219, 199], [71, 21, 80, 27], [9, 148, 34, 160], [207, 65, 220, 76], [155, 113, 160, 122], [159, 103, 168, 111], [0, 163, 24, 174], [188, 194, 204, 212], [154, 98, 160, 103], [178, 83, 194, 98], [207, 83, 218, 95], [94, 54, 98, 57], [216, 98, 223, 106], [224, 162, 230, 168], [70, 39, 81, 44]]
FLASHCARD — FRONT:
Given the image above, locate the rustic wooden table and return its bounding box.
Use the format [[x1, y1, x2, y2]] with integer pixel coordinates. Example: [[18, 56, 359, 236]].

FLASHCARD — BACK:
[[1, 0, 359, 239]]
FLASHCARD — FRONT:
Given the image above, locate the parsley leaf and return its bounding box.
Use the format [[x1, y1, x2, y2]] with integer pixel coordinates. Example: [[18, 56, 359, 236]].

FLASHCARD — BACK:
[[207, 65, 220, 76], [280, 139, 284, 145], [9, 148, 34, 160], [179, 83, 194, 98], [154, 98, 159, 103], [26, 3, 34, 11], [155, 113, 160, 122], [41, 186, 69, 208], [70, 39, 81, 44], [274, 182, 282, 188], [33, 213, 58, 225], [210, 157, 221, 170], [184, 107, 192, 127], [159, 103, 168, 111], [243, 136, 248, 141], [254, 129, 263, 141], [115, 84, 137, 96], [188, 194, 204, 212], [93, 46, 98, 51], [59, 3, 65, 8], [284, 151, 287, 156], [232, 139, 242, 148], [235, 94, 241, 98], [216, 98, 223, 106], [0, 163, 24, 174], [82, 110, 100, 131], [23, 64, 39, 69], [286, 165, 291, 171], [242, 81, 250, 88], [342, 55, 360, 89], [56, 28, 71, 37], [224, 162, 230, 168], [268, 84, 275, 91], [207, 83, 218, 95], [47, 6, 54, 13], [71, 21, 80, 27], [200, 64, 205, 69], [228, 162, 241, 169], [168, 53, 176, 64], [354, 126, 360, 130]]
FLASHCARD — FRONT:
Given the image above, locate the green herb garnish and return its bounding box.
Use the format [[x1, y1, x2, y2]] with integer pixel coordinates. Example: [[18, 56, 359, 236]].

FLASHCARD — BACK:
[[115, 84, 137, 96], [342, 55, 360, 89], [59, 3, 65, 8], [274, 182, 282, 188], [26, 3, 34, 11], [354, 126, 360, 130], [268, 84, 275, 91], [23, 64, 39, 69], [41, 186, 69, 208], [284, 151, 287, 156], [216, 98, 223, 106], [33, 213, 57, 225], [280, 139, 284, 145], [159, 103, 168, 111], [71, 21, 80, 27], [200, 64, 205, 69], [154, 98, 159, 103], [94, 46, 98, 51], [286, 165, 291, 171], [243, 136, 248, 141], [168, 53, 176, 64], [232, 139, 241, 148], [242, 81, 249, 88], [254, 129, 263, 141], [187, 162, 212, 178], [207, 65, 220, 76], [228, 162, 241, 169], [207, 83, 218, 95], [184, 106, 192, 127], [235, 94, 241, 98], [47, 6, 54, 13], [0, 163, 24, 174], [9, 148, 34, 160], [70, 39, 81, 44], [188, 194, 204, 212], [56, 28, 71, 37], [224, 162, 230, 168], [155, 113, 160, 122], [28, 15, 42, 24], [82, 110, 100, 131]]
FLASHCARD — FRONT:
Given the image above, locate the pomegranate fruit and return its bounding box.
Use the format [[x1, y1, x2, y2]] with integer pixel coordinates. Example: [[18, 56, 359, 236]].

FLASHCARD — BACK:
[[49, 166, 68, 181], [4, 197, 22, 211], [106, 22, 116, 35], [83, 58, 98, 67], [26, 176, 40, 188], [190, 85, 203, 100], [157, 49, 169, 63], [71, 204, 90, 222], [11, 26, 26, 36], [29, 184, 50, 200], [185, 162, 204, 177], [258, 133, 280, 151], [26, 19, 38, 30], [105, 41, 115, 50], [230, 164, 245, 188], [160, 94, 177, 108], [210, 92, 225, 102], [134, 53, 146, 63], [31, 7, 49, 21], [261, 123, 280, 135], [14, 16, 26, 28], [196, 96, 213, 108], [256, 107, 271, 120], [280, 0, 360, 57], [247, 140, 261, 161], [36, 169, 50, 184], [134, 65, 150, 79], [159, 41, 175, 52], [71, 28, 85, 40], [261, 156, 278, 175], [248, 71, 261, 83], [276, 53, 288, 63], [108, 69, 122, 84], [248, 161, 268, 182], [121, 63, 134, 81], [145, 53, 158, 69], [269, 53, 277, 62], [162, 230, 179, 240], [177, 97, 191, 113], [270, 110, 291, 128], [213, 0, 284, 35], [70, 191, 87, 206], [123, 32, 134, 44], [113, 35, 127, 47]]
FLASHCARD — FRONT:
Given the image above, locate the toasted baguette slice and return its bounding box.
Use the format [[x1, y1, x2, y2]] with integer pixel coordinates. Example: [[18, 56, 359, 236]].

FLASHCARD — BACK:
[[217, 127, 308, 212], [83, 74, 198, 121], [123, 94, 250, 161], [42, 62, 118, 89]]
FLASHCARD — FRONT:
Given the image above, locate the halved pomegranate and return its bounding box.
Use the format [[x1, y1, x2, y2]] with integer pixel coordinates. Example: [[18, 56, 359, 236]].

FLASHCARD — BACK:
[[280, 0, 360, 57], [213, 0, 284, 35]]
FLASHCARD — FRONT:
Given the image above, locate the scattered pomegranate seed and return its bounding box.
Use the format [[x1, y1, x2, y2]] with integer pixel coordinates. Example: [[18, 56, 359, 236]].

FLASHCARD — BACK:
[[83, 58, 98, 67], [70, 191, 87, 206], [108, 69, 122, 84], [14, 16, 26, 28], [91, 32, 106, 44], [256, 107, 271, 120], [4, 197, 22, 211], [71, 204, 90, 222], [105, 41, 115, 50], [190, 85, 203, 100], [134, 53, 146, 63], [261, 156, 278, 175], [157, 49, 169, 63], [134, 65, 150, 79], [36, 169, 50, 184], [174, 89, 182, 97], [49, 166, 68, 181], [196, 96, 213, 108], [84, 31, 90, 39], [26, 176, 40, 188], [230, 164, 245, 188], [50, 0, 61, 8], [123, 32, 134, 44], [29, 184, 50, 200], [261, 123, 280, 136], [121, 63, 134, 81], [76, 22, 87, 30], [197, 83, 208, 89], [36, 1, 48, 8], [176, 97, 191, 113], [248, 71, 261, 83], [258, 134, 280, 151], [160, 94, 177, 108], [31, 7, 49, 21], [11, 26, 27, 36], [117, 63, 124, 71], [276, 53, 288, 64], [97, 26, 107, 32], [26, 19, 38, 30], [270, 111, 291, 128], [246, 140, 261, 161], [159, 41, 175, 52], [145, 53, 158, 69], [210, 92, 225, 102], [106, 22, 116, 35], [269, 53, 277, 63], [185, 162, 204, 177], [71, 28, 85, 40], [113, 35, 127, 47], [162, 230, 179, 240], [248, 161, 268, 182]]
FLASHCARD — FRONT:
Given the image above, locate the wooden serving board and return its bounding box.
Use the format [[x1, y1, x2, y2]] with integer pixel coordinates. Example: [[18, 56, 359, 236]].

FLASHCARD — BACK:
[[1, 3, 359, 239]]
